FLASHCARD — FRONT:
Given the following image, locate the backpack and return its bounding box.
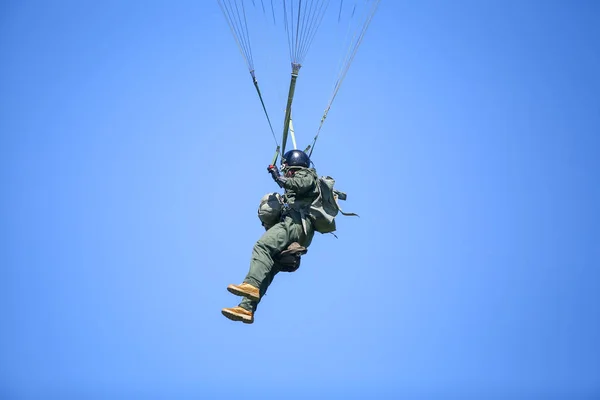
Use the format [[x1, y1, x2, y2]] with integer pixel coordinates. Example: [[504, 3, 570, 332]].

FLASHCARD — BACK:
[[307, 176, 358, 234], [257, 192, 283, 230]]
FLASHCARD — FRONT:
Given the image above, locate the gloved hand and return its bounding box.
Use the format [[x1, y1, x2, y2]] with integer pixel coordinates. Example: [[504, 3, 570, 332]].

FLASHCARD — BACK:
[[267, 164, 280, 180], [267, 164, 287, 188]]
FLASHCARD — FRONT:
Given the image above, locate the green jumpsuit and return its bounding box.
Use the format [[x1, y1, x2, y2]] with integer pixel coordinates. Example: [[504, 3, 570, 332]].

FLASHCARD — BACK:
[[239, 167, 320, 312]]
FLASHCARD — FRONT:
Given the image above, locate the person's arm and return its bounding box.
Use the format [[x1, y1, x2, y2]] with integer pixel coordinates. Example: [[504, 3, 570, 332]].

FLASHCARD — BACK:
[[268, 166, 316, 194], [281, 169, 316, 195], [267, 165, 287, 188]]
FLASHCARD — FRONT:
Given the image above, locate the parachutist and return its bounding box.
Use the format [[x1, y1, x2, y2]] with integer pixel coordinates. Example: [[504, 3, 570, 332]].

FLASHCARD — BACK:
[[222, 150, 356, 324], [222, 150, 317, 324], [218, 0, 375, 324]]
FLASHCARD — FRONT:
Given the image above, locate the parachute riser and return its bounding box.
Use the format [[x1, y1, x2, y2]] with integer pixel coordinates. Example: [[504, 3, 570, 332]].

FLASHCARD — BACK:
[[280, 63, 302, 159]]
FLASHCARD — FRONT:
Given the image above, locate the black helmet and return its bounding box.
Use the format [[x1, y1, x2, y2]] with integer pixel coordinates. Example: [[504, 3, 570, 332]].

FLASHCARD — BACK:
[[282, 150, 311, 168]]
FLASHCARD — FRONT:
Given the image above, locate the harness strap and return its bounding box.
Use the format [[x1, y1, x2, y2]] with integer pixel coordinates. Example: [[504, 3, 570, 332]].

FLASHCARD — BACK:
[[334, 192, 359, 218]]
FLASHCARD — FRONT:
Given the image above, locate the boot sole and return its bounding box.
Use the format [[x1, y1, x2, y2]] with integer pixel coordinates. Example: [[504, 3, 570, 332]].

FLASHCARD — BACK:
[[227, 286, 260, 302], [221, 309, 254, 324]]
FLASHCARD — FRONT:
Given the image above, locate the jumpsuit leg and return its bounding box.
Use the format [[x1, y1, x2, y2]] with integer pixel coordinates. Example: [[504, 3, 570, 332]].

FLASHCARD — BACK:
[[238, 216, 304, 312], [239, 266, 279, 312]]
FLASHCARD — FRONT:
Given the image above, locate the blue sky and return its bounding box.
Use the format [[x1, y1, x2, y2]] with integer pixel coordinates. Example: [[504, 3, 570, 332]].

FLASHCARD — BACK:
[[1, 1, 599, 398]]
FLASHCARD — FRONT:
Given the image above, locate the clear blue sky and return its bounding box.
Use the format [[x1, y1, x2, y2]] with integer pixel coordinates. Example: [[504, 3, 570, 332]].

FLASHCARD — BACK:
[[1, 1, 599, 398]]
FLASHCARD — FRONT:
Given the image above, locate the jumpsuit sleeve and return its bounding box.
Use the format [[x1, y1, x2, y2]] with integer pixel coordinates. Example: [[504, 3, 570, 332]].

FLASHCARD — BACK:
[[283, 169, 317, 195]]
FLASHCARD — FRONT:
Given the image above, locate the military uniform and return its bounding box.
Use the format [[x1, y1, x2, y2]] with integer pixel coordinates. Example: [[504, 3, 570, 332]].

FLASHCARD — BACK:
[[222, 148, 321, 323], [239, 167, 319, 312]]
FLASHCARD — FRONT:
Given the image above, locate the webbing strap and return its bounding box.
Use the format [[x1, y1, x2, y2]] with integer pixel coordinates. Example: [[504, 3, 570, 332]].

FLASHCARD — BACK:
[[250, 71, 278, 149], [281, 70, 299, 158], [304, 108, 329, 157], [271, 146, 280, 166], [289, 114, 297, 150], [334, 191, 359, 218], [281, 63, 301, 160]]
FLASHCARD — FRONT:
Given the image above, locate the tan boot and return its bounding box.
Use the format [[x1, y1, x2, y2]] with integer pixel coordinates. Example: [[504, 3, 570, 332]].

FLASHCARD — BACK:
[[227, 283, 260, 302], [221, 306, 254, 324]]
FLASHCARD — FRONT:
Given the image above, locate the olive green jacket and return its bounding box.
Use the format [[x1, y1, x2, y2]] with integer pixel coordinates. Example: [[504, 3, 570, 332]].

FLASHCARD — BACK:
[[281, 167, 319, 233]]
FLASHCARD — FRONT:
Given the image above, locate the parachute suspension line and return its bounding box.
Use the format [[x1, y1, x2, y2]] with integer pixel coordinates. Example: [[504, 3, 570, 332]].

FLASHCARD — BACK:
[[306, 0, 380, 158], [236, 0, 254, 69], [332, 0, 379, 101], [270, 0, 276, 24], [297, 1, 329, 65], [294, 1, 302, 63], [332, 0, 357, 57], [218, 0, 278, 153], [297, 1, 317, 61], [283, 1, 294, 64], [217, 0, 254, 71], [283, 0, 330, 66]]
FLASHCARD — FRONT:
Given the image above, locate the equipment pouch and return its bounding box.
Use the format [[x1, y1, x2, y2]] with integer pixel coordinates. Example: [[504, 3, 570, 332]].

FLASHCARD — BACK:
[[276, 242, 307, 272]]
